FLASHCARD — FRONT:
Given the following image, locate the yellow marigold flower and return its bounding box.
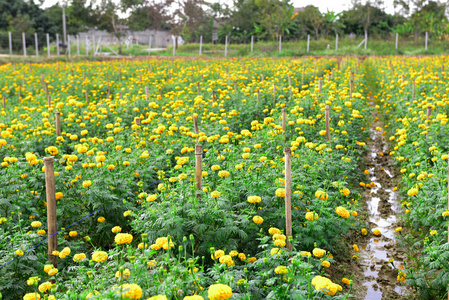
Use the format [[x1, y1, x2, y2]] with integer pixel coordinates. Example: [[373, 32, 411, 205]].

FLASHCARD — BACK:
[[218, 170, 230, 177], [238, 253, 246, 261], [147, 260, 157, 268], [73, 253, 86, 262], [124, 210, 132, 217], [219, 255, 234, 267], [242, 153, 250, 159], [407, 187, 419, 197], [146, 194, 157, 202], [37, 229, 46, 235], [86, 291, 100, 299], [48, 295, 55, 300], [213, 250, 225, 260], [69, 231, 77, 237], [275, 266, 288, 274], [115, 268, 131, 280], [335, 206, 350, 219], [311, 275, 341, 296], [229, 250, 238, 257], [321, 260, 330, 268], [44, 264, 53, 273], [211, 165, 220, 171], [97, 216, 105, 223], [55, 192, 63, 200], [353, 244, 359, 252], [92, 251, 108, 263], [31, 221, 42, 228], [442, 211, 449, 217], [59, 247, 71, 259], [312, 248, 326, 258], [268, 227, 281, 235], [373, 229, 381, 236], [305, 211, 319, 221], [211, 191, 221, 198], [184, 296, 204, 300], [27, 276, 40, 286], [430, 230, 437, 235], [300, 251, 311, 257], [112, 226, 122, 233], [138, 242, 148, 249], [23, 293, 41, 300], [252, 215, 263, 224], [247, 196, 261, 203], [47, 268, 58, 276], [274, 239, 286, 247], [361, 228, 367, 236], [82, 180, 92, 188], [270, 248, 280, 255], [340, 188, 350, 196], [117, 283, 142, 299], [342, 277, 351, 285], [395, 227, 402, 232], [207, 283, 233, 300], [315, 190, 328, 200], [275, 188, 285, 197], [115, 233, 133, 245], [248, 257, 257, 262], [397, 271, 406, 282]]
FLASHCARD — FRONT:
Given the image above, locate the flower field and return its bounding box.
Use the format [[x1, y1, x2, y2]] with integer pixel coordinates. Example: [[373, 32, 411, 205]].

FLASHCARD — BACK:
[[0, 56, 447, 299]]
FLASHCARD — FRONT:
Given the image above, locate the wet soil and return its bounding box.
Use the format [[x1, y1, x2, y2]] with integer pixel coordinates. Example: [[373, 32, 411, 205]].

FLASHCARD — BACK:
[[359, 105, 410, 300]]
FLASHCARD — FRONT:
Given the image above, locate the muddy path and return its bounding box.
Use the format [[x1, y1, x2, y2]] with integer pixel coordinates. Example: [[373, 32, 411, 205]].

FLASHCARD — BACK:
[[358, 99, 410, 300]]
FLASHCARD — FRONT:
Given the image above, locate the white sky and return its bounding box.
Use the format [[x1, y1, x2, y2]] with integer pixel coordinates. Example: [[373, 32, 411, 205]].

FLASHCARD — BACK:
[[41, 0, 400, 16]]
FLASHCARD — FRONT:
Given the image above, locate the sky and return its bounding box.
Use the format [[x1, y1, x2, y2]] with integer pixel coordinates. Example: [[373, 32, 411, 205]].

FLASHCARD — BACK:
[[41, 0, 400, 15]]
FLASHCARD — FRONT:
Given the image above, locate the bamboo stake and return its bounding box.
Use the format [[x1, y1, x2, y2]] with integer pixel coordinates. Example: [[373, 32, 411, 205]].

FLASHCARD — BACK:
[[325, 105, 330, 142], [412, 79, 416, 99], [44, 157, 58, 268], [145, 86, 149, 100], [318, 78, 322, 93], [426, 106, 432, 138], [85, 89, 89, 104], [284, 147, 292, 251], [212, 90, 216, 104], [195, 144, 202, 198], [135, 117, 141, 126], [282, 108, 287, 132], [2, 95, 5, 109], [197, 82, 200, 96], [18, 85, 22, 102], [350, 79, 353, 98], [257, 90, 260, 103], [55, 112, 61, 136], [273, 82, 276, 106], [193, 116, 199, 135]]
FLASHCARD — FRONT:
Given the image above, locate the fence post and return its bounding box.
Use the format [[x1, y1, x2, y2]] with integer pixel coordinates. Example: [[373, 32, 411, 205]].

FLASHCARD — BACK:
[[55, 112, 61, 136], [364, 30, 367, 50], [425, 32, 428, 52], [279, 35, 282, 54], [335, 34, 338, 51], [395, 32, 398, 50], [225, 35, 228, 57], [86, 36, 88, 56], [22, 32, 27, 59], [199, 35, 202, 56], [43, 157, 58, 269], [195, 144, 202, 198], [307, 35, 310, 53], [251, 35, 254, 53], [282, 108, 286, 132], [46, 33, 50, 57], [173, 36, 175, 56], [149, 36, 152, 56], [56, 34, 60, 56], [8, 32, 12, 59], [284, 147, 292, 251], [77, 35, 80, 56], [325, 105, 330, 142], [35, 33, 38, 57]]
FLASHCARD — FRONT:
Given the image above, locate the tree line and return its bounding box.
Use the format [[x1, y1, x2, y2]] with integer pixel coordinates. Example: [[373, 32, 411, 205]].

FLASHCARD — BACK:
[[0, 0, 447, 48]]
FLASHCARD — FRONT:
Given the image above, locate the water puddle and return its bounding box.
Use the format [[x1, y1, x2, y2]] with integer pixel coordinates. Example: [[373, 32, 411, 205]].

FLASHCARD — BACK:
[[360, 112, 408, 300]]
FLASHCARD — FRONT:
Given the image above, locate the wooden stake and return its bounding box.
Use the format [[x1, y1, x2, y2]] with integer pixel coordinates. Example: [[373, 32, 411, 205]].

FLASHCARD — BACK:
[[2, 95, 5, 109], [272, 82, 276, 106], [145, 86, 149, 100], [325, 105, 330, 142], [284, 147, 292, 251], [426, 106, 432, 137], [282, 108, 287, 132], [55, 112, 61, 136], [261, 74, 264, 82], [44, 157, 58, 268], [197, 82, 200, 96], [350, 79, 353, 98], [212, 90, 216, 104], [85, 89, 89, 104], [318, 78, 322, 93], [135, 117, 141, 126], [195, 144, 202, 198], [193, 116, 199, 135]]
